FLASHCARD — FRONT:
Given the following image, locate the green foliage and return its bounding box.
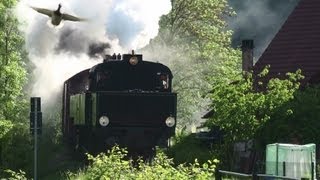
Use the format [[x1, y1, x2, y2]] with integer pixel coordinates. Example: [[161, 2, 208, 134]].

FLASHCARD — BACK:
[[0, 1, 30, 176], [78, 146, 132, 180], [167, 132, 217, 165], [0, 0, 27, 121], [0, 123, 32, 174], [257, 84, 320, 146], [68, 146, 218, 180], [204, 60, 307, 169], [2, 169, 28, 180], [0, 120, 66, 178], [0, 120, 13, 139], [158, 0, 233, 49], [206, 68, 303, 144]]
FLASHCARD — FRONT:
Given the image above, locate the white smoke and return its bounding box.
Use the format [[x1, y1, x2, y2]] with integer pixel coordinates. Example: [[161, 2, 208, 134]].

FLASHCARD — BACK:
[[15, 0, 171, 108], [106, 0, 171, 49]]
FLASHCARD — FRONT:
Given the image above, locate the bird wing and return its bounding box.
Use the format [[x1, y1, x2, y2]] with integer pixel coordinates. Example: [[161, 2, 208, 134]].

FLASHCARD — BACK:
[[62, 13, 86, 22], [30, 6, 53, 17]]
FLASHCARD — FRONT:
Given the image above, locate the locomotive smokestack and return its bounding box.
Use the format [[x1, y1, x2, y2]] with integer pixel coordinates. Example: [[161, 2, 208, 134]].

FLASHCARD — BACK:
[[117, 53, 121, 60], [112, 53, 117, 59], [241, 40, 254, 73]]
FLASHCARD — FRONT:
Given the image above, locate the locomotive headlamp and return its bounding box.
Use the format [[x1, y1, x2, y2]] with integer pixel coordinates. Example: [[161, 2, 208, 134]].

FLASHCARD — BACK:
[[129, 56, 138, 65], [165, 116, 175, 127], [99, 116, 110, 127]]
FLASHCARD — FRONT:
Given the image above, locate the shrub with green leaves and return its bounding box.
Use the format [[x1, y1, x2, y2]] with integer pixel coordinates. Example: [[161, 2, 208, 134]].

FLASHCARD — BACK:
[[2, 169, 28, 180], [207, 69, 303, 144], [0, 123, 32, 175], [0, 120, 13, 140], [204, 66, 304, 168], [167, 132, 217, 165], [67, 146, 218, 180], [257, 84, 320, 146]]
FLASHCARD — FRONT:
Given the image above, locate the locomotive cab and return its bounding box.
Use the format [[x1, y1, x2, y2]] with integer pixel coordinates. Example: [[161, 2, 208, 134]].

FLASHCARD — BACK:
[[88, 54, 172, 92]]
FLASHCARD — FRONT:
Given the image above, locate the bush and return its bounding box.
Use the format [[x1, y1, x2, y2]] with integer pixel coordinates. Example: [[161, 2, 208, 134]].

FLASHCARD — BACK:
[[256, 85, 320, 147], [0, 122, 32, 176], [2, 169, 28, 180], [167, 133, 217, 165], [67, 146, 218, 180], [0, 120, 13, 139]]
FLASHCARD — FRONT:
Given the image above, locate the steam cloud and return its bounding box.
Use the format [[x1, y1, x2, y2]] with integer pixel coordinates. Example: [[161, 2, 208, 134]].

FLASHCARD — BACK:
[[15, 0, 171, 110]]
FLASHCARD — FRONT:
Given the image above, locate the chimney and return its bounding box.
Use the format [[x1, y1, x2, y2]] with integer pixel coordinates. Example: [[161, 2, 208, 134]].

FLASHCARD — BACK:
[[241, 40, 254, 72]]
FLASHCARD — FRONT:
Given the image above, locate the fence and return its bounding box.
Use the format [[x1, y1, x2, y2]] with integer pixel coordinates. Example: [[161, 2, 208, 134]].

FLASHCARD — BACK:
[[216, 170, 300, 180], [216, 161, 316, 180]]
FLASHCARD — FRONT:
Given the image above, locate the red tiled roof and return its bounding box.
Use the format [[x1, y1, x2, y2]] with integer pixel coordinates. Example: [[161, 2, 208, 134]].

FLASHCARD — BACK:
[[254, 0, 320, 85]]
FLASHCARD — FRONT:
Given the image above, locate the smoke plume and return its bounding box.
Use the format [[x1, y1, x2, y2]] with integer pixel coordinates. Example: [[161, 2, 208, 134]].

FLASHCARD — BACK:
[[88, 42, 111, 58], [15, 0, 171, 110], [228, 0, 299, 60]]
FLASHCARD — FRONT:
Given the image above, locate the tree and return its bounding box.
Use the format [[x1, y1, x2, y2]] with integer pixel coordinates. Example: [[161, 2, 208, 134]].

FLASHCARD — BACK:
[[257, 84, 320, 147], [0, 120, 13, 140], [204, 64, 303, 168], [143, 0, 240, 128], [206, 68, 303, 144], [0, 0, 31, 174], [0, 0, 27, 121]]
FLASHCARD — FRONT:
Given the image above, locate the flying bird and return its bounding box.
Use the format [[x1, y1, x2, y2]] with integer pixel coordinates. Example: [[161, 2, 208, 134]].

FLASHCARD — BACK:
[[30, 4, 85, 26]]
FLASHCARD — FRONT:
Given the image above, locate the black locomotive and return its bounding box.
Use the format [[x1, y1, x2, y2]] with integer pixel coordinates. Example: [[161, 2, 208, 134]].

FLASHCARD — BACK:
[[62, 53, 177, 154]]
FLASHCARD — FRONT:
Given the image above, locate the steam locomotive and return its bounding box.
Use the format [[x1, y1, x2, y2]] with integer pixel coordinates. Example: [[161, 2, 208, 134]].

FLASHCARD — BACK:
[[62, 52, 177, 154]]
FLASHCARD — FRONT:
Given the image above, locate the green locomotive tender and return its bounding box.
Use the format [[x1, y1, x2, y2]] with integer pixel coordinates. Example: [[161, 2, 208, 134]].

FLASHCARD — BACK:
[[62, 53, 177, 154]]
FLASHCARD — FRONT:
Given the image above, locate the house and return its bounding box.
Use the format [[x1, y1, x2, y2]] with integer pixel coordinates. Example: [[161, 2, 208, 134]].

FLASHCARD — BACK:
[[204, 0, 320, 117], [252, 0, 320, 85], [202, 0, 320, 173]]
